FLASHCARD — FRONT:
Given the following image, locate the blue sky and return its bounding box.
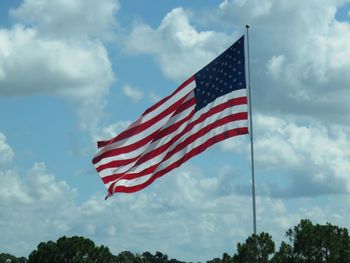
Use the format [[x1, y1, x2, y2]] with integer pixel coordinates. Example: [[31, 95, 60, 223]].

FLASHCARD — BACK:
[[1, 0, 350, 261]]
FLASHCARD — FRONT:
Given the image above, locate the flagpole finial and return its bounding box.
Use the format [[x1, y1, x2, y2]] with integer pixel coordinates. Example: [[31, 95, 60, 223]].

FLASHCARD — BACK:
[[245, 24, 250, 29]]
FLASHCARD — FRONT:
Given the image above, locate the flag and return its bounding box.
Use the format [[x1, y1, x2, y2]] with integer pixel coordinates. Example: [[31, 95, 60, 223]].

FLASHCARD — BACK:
[[92, 35, 248, 197]]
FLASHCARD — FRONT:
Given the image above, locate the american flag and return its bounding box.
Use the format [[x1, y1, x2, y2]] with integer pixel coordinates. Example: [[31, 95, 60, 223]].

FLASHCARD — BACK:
[[93, 35, 249, 197]]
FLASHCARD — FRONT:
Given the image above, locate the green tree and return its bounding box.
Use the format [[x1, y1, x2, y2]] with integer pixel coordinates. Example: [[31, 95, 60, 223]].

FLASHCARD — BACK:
[[115, 251, 143, 263], [270, 241, 295, 263], [207, 252, 235, 263], [285, 219, 350, 263], [28, 236, 117, 263], [0, 253, 27, 263], [233, 232, 275, 263]]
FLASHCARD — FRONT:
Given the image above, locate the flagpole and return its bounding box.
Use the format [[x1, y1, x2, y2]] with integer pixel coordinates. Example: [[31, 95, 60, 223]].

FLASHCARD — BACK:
[[245, 24, 257, 235]]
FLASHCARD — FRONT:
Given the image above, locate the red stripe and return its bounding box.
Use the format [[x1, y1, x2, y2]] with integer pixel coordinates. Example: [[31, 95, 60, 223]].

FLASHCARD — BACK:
[[97, 76, 195, 148], [96, 156, 139, 173], [108, 127, 249, 194], [101, 111, 247, 184]]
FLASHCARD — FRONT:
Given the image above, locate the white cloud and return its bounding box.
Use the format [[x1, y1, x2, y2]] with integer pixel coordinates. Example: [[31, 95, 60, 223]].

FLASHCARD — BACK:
[[215, 0, 350, 123], [266, 55, 286, 78], [0, 132, 14, 165], [0, 162, 78, 254], [122, 84, 144, 102], [10, 0, 119, 40], [125, 7, 236, 81], [94, 120, 132, 142], [0, 0, 118, 133], [221, 113, 350, 198], [0, 25, 113, 98], [1, 158, 350, 262]]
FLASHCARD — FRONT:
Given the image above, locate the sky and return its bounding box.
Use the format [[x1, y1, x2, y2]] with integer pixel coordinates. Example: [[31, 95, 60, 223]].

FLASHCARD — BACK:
[[1, 0, 350, 261]]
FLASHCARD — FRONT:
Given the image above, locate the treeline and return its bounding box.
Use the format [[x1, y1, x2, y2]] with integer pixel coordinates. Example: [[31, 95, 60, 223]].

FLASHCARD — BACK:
[[1, 219, 350, 263]]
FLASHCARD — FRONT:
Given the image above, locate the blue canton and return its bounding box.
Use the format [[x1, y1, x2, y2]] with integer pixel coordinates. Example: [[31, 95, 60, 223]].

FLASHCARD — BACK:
[[194, 36, 246, 111]]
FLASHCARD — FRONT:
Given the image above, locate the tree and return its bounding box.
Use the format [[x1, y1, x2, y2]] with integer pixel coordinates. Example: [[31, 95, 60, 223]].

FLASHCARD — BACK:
[[285, 219, 350, 263], [233, 232, 275, 263], [0, 253, 27, 263], [28, 236, 117, 263], [115, 251, 143, 263], [270, 241, 294, 263]]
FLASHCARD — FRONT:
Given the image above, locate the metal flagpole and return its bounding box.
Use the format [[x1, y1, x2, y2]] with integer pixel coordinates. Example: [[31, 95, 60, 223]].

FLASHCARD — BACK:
[[245, 24, 257, 235]]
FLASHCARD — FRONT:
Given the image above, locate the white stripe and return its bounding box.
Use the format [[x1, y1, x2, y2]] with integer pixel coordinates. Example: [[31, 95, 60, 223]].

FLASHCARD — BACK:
[[109, 120, 248, 189]]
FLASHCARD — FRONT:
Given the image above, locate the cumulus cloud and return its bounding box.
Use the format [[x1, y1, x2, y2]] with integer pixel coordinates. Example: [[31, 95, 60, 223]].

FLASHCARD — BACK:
[[10, 0, 119, 40], [0, 162, 77, 254], [222, 114, 350, 198], [122, 84, 144, 102], [0, 132, 14, 165], [0, 0, 117, 133], [215, 0, 350, 123], [125, 7, 236, 81], [94, 120, 132, 142], [0, 128, 348, 261], [0, 25, 113, 98], [2, 158, 350, 262]]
